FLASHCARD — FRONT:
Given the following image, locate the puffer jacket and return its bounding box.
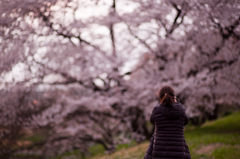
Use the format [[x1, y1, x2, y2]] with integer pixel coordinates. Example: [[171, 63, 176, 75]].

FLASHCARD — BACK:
[[144, 102, 191, 159]]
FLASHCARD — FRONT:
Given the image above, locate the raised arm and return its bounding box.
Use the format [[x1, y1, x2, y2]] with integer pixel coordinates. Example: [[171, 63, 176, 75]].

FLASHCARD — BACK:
[[150, 106, 159, 124]]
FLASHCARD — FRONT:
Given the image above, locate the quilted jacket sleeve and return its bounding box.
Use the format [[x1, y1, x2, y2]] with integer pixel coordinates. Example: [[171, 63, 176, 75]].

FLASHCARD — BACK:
[[150, 106, 159, 124]]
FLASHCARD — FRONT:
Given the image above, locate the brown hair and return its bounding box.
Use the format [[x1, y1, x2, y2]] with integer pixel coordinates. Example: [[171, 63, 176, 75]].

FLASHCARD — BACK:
[[158, 85, 175, 106]]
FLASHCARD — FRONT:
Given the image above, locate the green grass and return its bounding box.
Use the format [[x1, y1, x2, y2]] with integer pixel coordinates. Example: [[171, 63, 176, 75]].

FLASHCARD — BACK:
[[212, 146, 240, 159], [11, 112, 240, 159], [51, 149, 85, 159], [88, 144, 105, 156], [89, 111, 240, 159], [20, 129, 49, 144], [90, 142, 147, 159], [116, 141, 136, 151], [184, 111, 240, 159], [20, 134, 46, 143]]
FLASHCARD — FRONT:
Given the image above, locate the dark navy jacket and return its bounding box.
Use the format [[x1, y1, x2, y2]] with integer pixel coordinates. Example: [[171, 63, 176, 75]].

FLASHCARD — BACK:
[[144, 102, 191, 159]]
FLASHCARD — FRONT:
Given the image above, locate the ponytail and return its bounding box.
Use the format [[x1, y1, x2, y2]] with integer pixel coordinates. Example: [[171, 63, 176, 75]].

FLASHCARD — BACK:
[[158, 85, 175, 106], [161, 93, 174, 106]]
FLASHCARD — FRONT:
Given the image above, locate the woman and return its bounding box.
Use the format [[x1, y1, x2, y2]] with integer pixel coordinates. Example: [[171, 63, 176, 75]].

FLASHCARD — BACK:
[[144, 85, 191, 159]]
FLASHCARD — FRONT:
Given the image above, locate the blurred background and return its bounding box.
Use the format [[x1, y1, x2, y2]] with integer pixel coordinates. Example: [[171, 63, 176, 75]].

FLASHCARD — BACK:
[[0, 0, 240, 158]]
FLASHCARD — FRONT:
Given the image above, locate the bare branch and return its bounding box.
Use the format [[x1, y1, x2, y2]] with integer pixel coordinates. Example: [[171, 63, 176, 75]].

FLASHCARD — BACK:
[[127, 24, 154, 53]]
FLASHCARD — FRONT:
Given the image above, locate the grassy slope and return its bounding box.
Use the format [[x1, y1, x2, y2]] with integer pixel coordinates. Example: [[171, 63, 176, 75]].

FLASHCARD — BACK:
[[90, 111, 240, 159]]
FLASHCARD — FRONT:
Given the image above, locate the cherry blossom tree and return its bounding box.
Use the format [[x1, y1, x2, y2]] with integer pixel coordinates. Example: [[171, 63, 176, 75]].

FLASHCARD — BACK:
[[128, 0, 240, 123], [0, 0, 240, 157]]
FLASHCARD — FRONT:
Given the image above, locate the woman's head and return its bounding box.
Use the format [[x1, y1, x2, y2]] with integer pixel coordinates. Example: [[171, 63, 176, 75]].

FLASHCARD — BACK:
[[158, 85, 175, 106]]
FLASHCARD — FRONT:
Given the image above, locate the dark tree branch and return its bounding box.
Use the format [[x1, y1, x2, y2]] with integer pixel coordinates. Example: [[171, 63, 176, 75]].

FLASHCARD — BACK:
[[210, 14, 240, 41], [165, 2, 187, 37], [203, 58, 239, 72], [37, 8, 116, 64], [31, 58, 104, 91], [110, 0, 116, 56], [155, 17, 168, 34], [127, 25, 154, 53], [169, 2, 182, 34]]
